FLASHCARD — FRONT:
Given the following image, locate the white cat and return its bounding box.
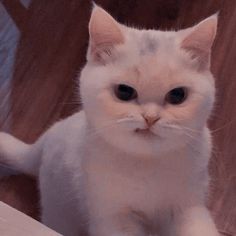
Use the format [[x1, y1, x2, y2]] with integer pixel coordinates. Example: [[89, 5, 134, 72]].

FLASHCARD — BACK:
[[0, 6, 219, 236]]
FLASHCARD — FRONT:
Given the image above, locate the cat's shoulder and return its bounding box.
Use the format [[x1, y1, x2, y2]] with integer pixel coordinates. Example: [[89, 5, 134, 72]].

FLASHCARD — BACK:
[[43, 110, 87, 141]]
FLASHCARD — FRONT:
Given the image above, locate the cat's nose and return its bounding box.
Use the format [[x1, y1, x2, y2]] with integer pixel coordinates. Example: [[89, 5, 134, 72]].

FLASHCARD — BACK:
[[143, 115, 160, 127]]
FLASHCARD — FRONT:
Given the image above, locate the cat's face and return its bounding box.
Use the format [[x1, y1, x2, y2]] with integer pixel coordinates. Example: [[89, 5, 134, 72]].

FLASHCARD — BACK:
[[80, 6, 217, 156]]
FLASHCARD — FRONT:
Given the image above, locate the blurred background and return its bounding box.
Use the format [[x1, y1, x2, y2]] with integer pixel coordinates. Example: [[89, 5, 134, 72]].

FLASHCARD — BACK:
[[0, 0, 235, 235]]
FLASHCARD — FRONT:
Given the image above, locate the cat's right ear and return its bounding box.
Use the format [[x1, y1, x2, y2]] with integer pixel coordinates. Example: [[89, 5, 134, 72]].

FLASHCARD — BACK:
[[87, 5, 125, 64], [179, 14, 218, 71]]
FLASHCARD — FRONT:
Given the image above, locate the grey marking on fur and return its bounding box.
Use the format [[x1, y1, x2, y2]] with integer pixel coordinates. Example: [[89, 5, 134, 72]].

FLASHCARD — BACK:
[[140, 34, 158, 55]]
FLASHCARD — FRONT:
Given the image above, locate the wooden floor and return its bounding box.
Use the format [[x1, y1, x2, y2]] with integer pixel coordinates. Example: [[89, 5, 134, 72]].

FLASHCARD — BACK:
[[0, 0, 236, 235]]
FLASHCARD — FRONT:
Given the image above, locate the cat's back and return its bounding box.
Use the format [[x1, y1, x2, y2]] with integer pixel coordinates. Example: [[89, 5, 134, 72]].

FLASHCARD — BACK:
[[39, 110, 87, 170], [44, 110, 86, 140], [43, 110, 86, 145]]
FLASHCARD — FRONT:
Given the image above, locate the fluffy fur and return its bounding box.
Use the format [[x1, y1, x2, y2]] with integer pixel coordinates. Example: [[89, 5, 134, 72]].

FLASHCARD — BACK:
[[0, 6, 219, 236]]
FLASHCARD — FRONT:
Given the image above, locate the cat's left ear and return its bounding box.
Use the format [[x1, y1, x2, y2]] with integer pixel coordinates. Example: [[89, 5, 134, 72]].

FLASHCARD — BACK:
[[179, 14, 218, 71], [87, 5, 125, 64]]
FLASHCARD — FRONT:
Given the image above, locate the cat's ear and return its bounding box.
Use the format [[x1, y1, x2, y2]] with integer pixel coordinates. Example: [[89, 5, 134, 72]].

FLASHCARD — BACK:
[[87, 5, 125, 64], [179, 14, 218, 71]]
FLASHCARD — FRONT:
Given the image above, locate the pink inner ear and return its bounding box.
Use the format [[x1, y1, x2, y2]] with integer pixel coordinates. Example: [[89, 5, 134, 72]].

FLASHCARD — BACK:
[[182, 25, 215, 53], [89, 7, 124, 53], [180, 15, 217, 70]]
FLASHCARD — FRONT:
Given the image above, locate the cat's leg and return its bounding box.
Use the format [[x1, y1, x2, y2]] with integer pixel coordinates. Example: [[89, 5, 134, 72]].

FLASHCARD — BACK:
[[177, 206, 219, 236], [40, 179, 83, 236], [41, 204, 80, 236], [40, 167, 82, 236]]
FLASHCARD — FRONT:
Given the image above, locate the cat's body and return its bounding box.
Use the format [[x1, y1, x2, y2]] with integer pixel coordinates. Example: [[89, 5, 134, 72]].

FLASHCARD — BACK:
[[0, 6, 219, 236]]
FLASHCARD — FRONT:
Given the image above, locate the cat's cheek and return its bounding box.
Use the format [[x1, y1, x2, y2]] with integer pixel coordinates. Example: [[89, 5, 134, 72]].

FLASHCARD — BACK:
[[164, 103, 207, 131]]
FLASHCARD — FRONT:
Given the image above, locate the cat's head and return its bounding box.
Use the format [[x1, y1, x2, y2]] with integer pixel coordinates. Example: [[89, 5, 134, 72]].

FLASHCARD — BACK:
[[80, 6, 217, 156]]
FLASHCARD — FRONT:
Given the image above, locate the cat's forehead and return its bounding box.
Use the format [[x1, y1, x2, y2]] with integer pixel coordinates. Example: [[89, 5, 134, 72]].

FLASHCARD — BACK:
[[131, 29, 176, 56], [118, 29, 181, 72], [114, 30, 192, 88], [139, 32, 159, 55]]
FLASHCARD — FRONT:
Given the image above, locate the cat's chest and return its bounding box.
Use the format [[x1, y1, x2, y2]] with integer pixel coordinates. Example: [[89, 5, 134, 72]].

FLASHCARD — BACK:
[[83, 151, 192, 215]]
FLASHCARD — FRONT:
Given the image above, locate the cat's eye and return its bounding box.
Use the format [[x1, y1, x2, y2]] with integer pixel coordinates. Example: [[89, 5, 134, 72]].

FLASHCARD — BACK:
[[165, 87, 188, 105], [114, 84, 138, 101]]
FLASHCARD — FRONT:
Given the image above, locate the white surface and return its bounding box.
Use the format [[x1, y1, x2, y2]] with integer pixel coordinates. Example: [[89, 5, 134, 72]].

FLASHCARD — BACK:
[[0, 202, 62, 236]]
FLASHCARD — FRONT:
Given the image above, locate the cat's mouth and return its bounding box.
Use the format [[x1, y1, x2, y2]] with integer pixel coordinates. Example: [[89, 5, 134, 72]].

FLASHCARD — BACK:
[[134, 128, 156, 137]]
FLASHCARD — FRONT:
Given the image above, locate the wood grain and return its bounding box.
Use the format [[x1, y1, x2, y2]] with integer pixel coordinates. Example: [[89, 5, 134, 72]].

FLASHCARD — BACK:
[[0, 0, 235, 235]]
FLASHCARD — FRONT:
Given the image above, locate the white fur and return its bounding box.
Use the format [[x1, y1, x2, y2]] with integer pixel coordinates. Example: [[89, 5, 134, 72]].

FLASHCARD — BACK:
[[0, 6, 219, 236]]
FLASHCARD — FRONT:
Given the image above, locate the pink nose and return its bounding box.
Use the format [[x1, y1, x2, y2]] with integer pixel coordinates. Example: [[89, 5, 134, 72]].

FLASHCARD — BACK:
[[143, 115, 160, 127]]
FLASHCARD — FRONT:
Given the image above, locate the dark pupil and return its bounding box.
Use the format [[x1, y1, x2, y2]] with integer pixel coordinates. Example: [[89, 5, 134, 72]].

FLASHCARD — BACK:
[[166, 87, 187, 105], [115, 84, 137, 101]]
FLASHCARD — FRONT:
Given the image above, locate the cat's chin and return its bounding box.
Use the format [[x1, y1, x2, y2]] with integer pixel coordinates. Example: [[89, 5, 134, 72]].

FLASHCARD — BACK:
[[91, 123, 187, 157], [134, 128, 158, 138], [99, 129, 174, 158]]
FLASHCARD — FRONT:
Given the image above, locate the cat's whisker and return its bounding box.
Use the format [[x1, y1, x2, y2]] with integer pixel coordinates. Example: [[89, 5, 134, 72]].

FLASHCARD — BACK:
[[0, 163, 20, 172], [181, 126, 202, 134], [116, 117, 133, 123], [210, 120, 235, 134], [180, 129, 198, 140], [159, 123, 181, 130], [86, 120, 118, 138], [161, 123, 197, 135], [167, 125, 201, 143], [161, 123, 203, 136], [159, 124, 202, 155]]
